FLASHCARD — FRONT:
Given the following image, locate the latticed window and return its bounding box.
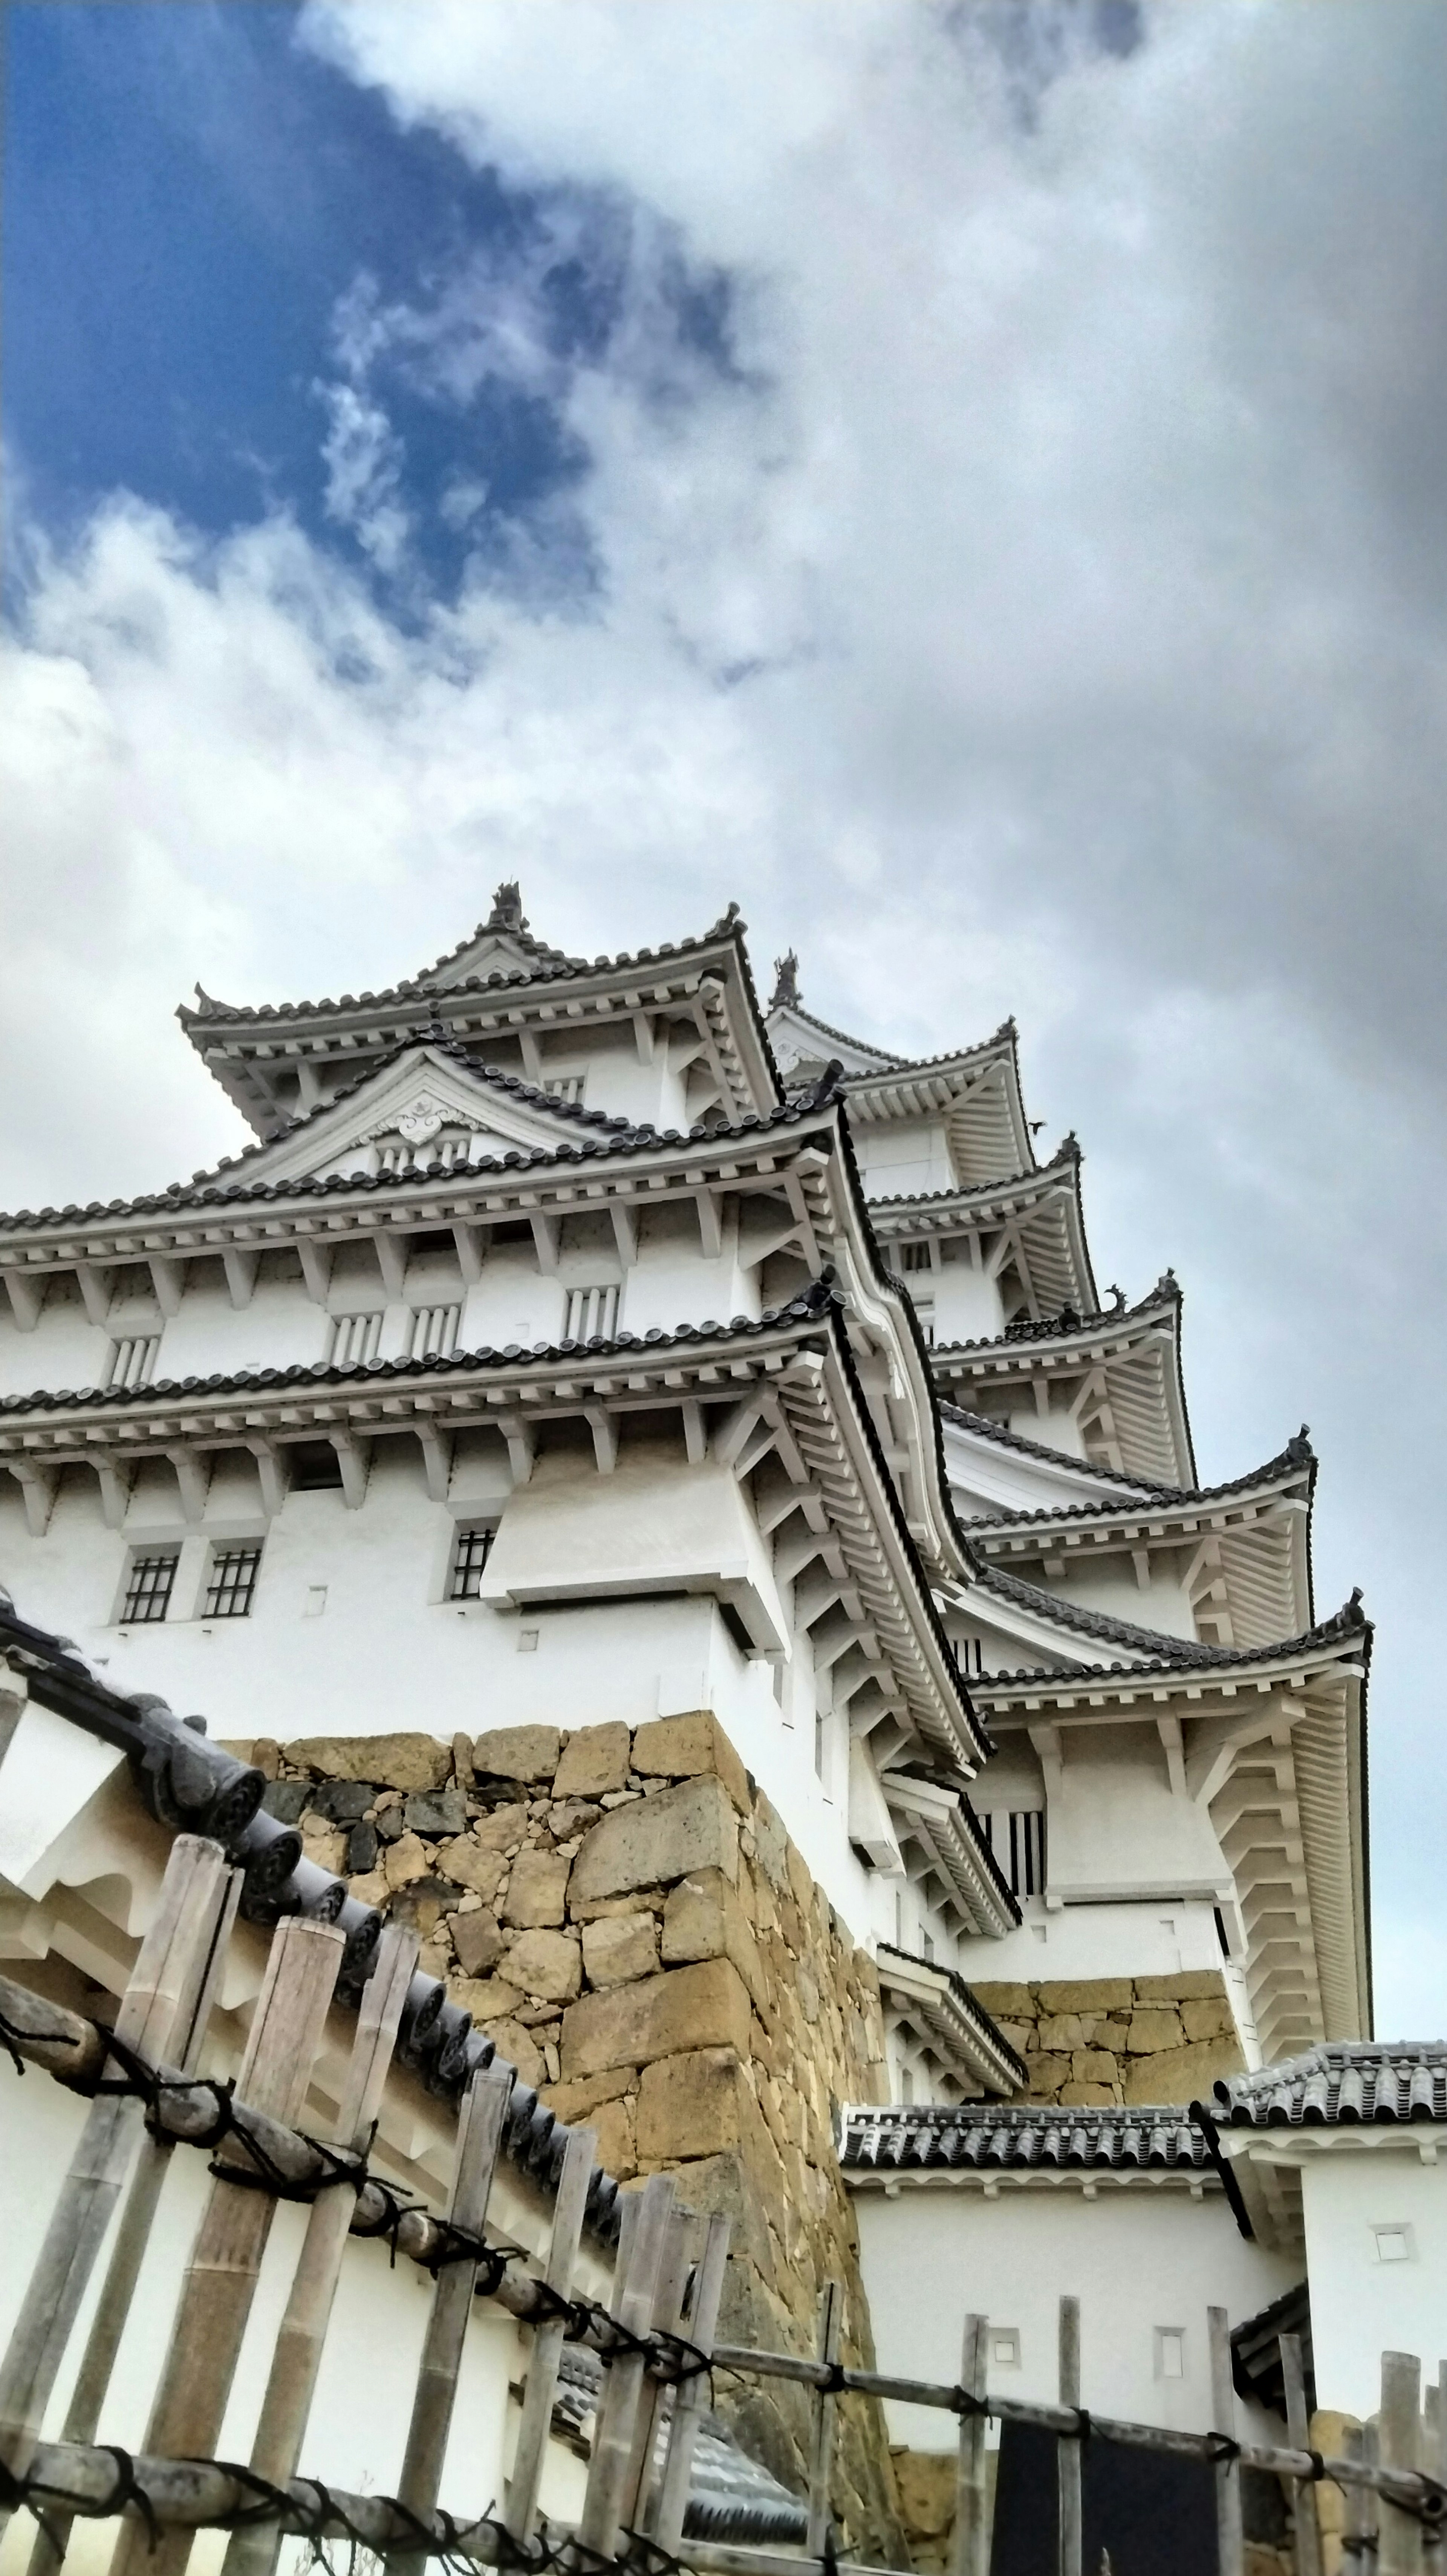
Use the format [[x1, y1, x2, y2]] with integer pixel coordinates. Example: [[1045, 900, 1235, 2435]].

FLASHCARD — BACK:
[[107, 1333, 161, 1391], [204, 1543, 262, 1620], [562, 1282, 619, 1343], [449, 1525, 495, 1599], [900, 1241, 933, 1273], [327, 1312, 383, 1367], [409, 1303, 462, 1361], [122, 1550, 179, 1624], [980, 1808, 1046, 1898], [543, 1073, 586, 1106]]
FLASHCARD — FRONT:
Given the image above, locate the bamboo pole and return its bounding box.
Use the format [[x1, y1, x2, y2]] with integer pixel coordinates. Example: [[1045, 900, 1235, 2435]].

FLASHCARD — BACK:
[[109, 1913, 346, 2576], [1340, 2423, 1372, 2574], [501, 2122, 596, 2546], [806, 2280, 844, 2560], [577, 2173, 675, 2562], [26, 1864, 243, 2576], [1208, 2306, 1244, 2576], [626, 2204, 704, 2541], [0, 1835, 234, 2536], [385, 2063, 514, 2576], [950, 2313, 990, 2576], [1279, 2331, 1323, 2576], [651, 2211, 731, 2556], [1057, 2295, 1081, 2576], [1380, 2353, 1424, 2576], [220, 1922, 419, 2576]]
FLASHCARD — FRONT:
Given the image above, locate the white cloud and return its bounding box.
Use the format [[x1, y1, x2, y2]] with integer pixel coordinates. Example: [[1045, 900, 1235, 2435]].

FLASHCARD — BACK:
[[3, 0, 1445, 2024]]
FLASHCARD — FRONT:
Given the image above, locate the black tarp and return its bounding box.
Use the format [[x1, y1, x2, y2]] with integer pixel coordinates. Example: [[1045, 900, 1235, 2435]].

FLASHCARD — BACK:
[[990, 2419, 1219, 2576]]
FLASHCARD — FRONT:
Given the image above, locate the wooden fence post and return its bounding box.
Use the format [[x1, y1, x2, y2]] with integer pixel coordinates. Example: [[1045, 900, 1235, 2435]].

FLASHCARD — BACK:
[[25, 1862, 243, 2576], [109, 1913, 346, 2576], [805, 2278, 845, 2560], [651, 2211, 731, 2556], [1058, 2295, 1082, 2576], [951, 2312, 990, 2576], [1208, 2306, 1244, 2576], [0, 1835, 234, 2537], [1339, 2423, 1372, 2574], [625, 2203, 704, 2542], [501, 2122, 596, 2547], [221, 1922, 419, 2576], [577, 2173, 675, 2563], [1278, 2330, 1323, 2576], [1380, 2352, 1424, 2576], [385, 2063, 514, 2576]]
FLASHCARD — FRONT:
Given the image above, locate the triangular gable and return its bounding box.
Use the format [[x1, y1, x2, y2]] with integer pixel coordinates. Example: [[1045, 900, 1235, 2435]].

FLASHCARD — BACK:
[[416, 883, 581, 989], [767, 1000, 898, 1082], [214, 1045, 629, 1190]]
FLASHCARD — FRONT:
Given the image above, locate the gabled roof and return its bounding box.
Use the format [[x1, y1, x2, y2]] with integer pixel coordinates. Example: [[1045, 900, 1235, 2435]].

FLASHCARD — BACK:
[[1212, 2043, 1447, 2129], [967, 1588, 1369, 1689], [839, 2098, 1213, 2176], [873, 1942, 1026, 2096], [929, 1279, 1195, 1490]]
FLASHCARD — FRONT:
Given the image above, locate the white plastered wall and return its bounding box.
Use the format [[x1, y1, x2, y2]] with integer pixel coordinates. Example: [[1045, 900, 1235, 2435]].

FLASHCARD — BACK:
[[1297, 2145, 1447, 2419]]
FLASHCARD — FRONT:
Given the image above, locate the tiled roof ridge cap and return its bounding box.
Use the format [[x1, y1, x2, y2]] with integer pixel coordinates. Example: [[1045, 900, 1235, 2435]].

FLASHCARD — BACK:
[[938, 1403, 1183, 1493], [873, 1939, 1026, 2079], [930, 1278, 1181, 1364], [867, 1143, 1083, 1213], [0, 1281, 839, 1419], [970, 1587, 1370, 1687], [0, 1056, 846, 1234], [965, 1429, 1316, 1529], [176, 906, 750, 1029]]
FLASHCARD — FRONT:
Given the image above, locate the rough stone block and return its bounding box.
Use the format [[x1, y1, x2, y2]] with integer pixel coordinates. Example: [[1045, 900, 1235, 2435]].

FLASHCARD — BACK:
[[593, 2095, 636, 2180], [561, 1958, 751, 2080], [289, 1734, 450, 1792], [473, 1725, 561, 1785], [404, 1787, 468, 1837], [541, 2068, 636, 2121], [569, 1776, 739, 1907], [1037, 1979, 1133, 2014], [485, 2015, 545, 2088], [452, 1975, 524, 2021], [1037, 2014, 1087, 2052], [750, 1797, 789, 1890], [503, 1849, 571, 1926], [300, 1818, 350, 1878], [472, 1804, 529, 1854], [309, 1780, 374, 1825], [1071, 2051, 1118, 2085], [1060, 2081, 1117, 2106], [631, 1712, 751, 1814], [554, 1723, 632, 1799], [660, 1867, 767, 2011], [451, 1912, 506, 1979], [1133, 1970, 1228, 2003], [261, 1780, 309, 1824], [347, 1821, 378, 1876], [970, 1983, 1036, 2019], [1125, 2009, 1186, 2054], [382, 1831, 431, 1891], [1182, 1999, 1236, 2043], [1024, 2054, 1070, 2094], [434, 1838, 506, 1902], [891, 2450, 957, 2542], [581, 1913, 659, 1987], [636, 2048, 750, 2160], [347, 1868, 389, 1909], [1120, 2035, 1245, 2104], [505, 1928, 582, 2003]]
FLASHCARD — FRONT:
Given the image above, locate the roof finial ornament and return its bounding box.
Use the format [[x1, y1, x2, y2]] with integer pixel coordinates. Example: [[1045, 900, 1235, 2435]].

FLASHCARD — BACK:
[[1107, 1283, 1126, 1313], [769, 950, 800, 1012], [487, 880, 526, 933]]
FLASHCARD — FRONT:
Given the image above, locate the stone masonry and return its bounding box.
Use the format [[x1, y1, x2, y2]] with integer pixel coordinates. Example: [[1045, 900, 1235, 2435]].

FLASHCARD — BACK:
[[970, 1974, 1245, 2105], [241, 1713, 907, 2563]]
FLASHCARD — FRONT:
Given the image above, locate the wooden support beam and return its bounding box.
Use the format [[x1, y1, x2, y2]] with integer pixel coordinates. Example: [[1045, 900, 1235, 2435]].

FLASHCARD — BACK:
[[529, 1212, 560, 1273], [3, 1271, 43, 1332], [167, 1447, 210, 1526], [694, 1190, 723, 1259], [416, 1426, 452, 1502], [245, 1437, 290, 1519], [1279, 2331, 1323, 2576], [0, 1837, 235, 2539], [1058, 2295, 1082, 2576], [625, 2206, 702, 2540], [297, 1239, 332, 1306], [330, 1433, 369, 1510], [374, 1232, 408, 1299], [577, 2174, 675, 2562], [1209, 2304, 1244, 2576], [109, 1915, 346, 2576], [76, 1263, 113, 1328], [8, 1464, 57, 1538], [453, 1221, 486, 1286], [222, 1250, 258, 1311], [610, 1202, 638, 1266], [585, 1406, 619, 1474], [501, 1415, 535, 1487], [1378, 2352, 1423, 2576], [682, 1398, 707, 1466], [148, 1255, 184, 1317], [651, 2211, 731, 2552], [386, 2066, 513, 2576], [951, 2313, 990, 2576]]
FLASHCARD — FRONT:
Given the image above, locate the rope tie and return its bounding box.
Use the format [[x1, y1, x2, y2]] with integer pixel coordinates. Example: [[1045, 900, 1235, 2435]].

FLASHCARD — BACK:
[[950, 2387, 994, 2425], [1205, 2434, 1241, 2466]]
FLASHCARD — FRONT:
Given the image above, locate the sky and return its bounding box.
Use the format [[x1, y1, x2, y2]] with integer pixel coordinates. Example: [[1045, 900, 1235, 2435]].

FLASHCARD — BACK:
[[2, 0, 1444, 2032]]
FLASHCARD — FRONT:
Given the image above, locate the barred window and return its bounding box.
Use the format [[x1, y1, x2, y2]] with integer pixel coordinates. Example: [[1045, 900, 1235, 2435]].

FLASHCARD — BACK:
[[327, 1311, 383, 1368], [981, 1808, 1046, 1899], [409, 1302, 462, 1361], [562, 1282, 619, 1343], [205, 1543, 262, 1620], [122, 1550, 179, 1624], [107, 1333, 161, 1391], [543, 1073, 586, 1106], [900, 1242, 933, 1273], [450, 1525, 496, 1600]]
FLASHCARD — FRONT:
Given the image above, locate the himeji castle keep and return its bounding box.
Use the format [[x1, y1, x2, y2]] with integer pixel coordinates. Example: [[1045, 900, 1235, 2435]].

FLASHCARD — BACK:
[[1, 888, 1441, 2568]]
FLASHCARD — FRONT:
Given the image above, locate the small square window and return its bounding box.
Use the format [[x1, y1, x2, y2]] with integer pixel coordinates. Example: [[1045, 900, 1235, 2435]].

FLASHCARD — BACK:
[[990, 2330, 1021, 2370], [1155, 2328, 1186, 2381], [205, 1543, 262, 1620], [122, 1550, 179, 1624], [1373, 2224, 1415, 2264], [450, 1525, 496, 1600]]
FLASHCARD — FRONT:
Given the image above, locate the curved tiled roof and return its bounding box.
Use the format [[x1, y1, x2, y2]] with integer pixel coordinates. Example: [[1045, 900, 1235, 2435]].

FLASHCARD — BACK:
[[929, 1278, 1181, 1367], [964, 1432, 1314, 1532], [866, 1141, 1082, 1215], [774, 1005, 1018, 1082], [939, 1404, 1182, 1496], [1212, 2044, 1447, 2128], [0, 1057, 846, 1237], [840, 2099, 1211, 2174], [178, 906, 750, 1028], [970, 1591, 1370, 1690], [874, 1942, 1026, 2083]]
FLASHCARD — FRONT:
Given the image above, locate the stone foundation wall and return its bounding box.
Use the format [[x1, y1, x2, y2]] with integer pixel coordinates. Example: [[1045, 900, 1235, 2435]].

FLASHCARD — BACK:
[[971, 1974, 1245, 2106], [245, 1713, 906, 2561]]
